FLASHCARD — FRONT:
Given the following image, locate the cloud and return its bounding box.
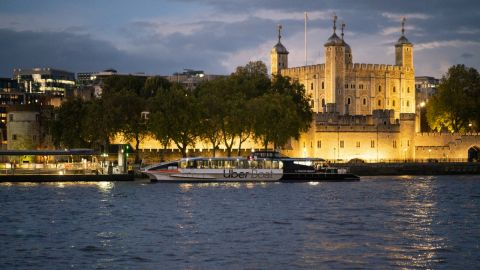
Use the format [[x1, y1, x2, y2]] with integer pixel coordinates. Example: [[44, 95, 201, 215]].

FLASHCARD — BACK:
[[381, 12, 431, 21], [461, 52, 474, 58], [0, 28, 169, 77], [415, 39, 480, 51]]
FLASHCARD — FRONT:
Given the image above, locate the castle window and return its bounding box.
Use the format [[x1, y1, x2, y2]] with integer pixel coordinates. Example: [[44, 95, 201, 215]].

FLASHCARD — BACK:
[[371, 140, 375, 148], [359, 84, 364, 89], [407, 140, 410, 146], [378, 85, 382, 92], [322, 99, 325, 107], [393, 140, 397, 148], [317, 140, 321, 148], [313, 74, 317, 79], [311, 83, 314, 90], [406, 101, 410, 107], [345, 84, 349, 89], [407, 87, 410, 93], [340, 141, 344, 148], [363, 98, 367, 105], [322, 82, 325, 89], [356, 141, 360, 148], [378, 100, 381, 106], [12, 134, 17, 140], [347, 98, 351, 105], [393, 87, 396, 93], [392, 100, 396, 107], [351, 84, 355, 88], [9, 114, 13, 121]]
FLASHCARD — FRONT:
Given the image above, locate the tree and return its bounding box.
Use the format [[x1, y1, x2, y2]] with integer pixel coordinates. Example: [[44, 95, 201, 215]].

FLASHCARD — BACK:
[[82, 98, 120, 152], [50, 98, 89, 148], [195, 80, 225, 157], [104, 90, 147, 163], [149, 84, 199, 157], [427, 65, 480, 132], [250, 75, 313, 149]]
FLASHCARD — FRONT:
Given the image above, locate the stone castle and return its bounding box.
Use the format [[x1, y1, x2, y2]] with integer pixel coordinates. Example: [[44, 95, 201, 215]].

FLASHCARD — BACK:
[[113, 16, 480, 162], [271, 16, 480, 162]]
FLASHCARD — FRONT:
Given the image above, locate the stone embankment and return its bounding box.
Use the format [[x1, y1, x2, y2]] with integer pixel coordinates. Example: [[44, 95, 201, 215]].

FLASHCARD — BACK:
[[337, 162, 480, 176]]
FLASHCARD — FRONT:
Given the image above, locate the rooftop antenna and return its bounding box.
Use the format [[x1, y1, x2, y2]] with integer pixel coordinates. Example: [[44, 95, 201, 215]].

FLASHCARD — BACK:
[[277, 24, 282, 43], [341, 22, 345, 40], [333, 13, 337, 33]]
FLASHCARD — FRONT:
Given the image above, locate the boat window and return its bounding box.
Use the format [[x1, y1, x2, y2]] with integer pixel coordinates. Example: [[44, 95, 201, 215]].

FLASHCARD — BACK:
[[264, 160, 272, 169], [224, 160, 232, 169], [180, 161, 187, 169]]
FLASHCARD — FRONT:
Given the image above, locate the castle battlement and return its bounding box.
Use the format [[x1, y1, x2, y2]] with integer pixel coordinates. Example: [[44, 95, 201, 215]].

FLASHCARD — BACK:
[[282, 64, 325, 75], [348, 63, 402, 71]]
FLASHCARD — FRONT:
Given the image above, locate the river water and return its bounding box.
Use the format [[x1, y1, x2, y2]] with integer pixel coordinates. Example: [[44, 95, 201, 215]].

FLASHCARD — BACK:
[[1, 175, 480, 269]]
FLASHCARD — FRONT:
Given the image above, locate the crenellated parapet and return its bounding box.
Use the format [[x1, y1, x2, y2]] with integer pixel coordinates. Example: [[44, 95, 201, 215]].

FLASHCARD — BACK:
[[347, 63, 403, 72]]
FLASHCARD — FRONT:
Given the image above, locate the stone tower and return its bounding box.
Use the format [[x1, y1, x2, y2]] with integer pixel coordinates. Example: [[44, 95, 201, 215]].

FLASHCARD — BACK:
[[270, 24, 289, 75], [395, 17, 413, 68], [324, 15, 346, 113]]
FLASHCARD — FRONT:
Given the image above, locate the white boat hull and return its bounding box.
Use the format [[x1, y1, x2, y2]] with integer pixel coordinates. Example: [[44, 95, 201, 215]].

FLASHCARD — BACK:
[[144, 168, 283, 182]]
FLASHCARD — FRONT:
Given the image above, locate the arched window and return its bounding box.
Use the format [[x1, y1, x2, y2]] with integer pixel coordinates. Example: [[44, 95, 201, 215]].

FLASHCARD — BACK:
[[322, 99, 325, 107], [347, 98, 351, 105], [392, 100, 396, 107], [378, 85, 382, 92], [321, 82, 325, 89], [363, 98, 367, 105], [393, 87, 396, 93], [378, 100, 382, 106], [406, 100, 410, 107], [407, 87, 410, 93], [311, 83, 314, 90]]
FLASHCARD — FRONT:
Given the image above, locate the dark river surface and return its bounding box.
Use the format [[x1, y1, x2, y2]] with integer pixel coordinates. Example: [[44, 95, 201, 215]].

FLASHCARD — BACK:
[[1, 175, 480, 269]]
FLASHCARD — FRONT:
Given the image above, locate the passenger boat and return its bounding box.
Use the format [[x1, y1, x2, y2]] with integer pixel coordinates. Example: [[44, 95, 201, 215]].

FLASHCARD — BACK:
[[142, 157, 283, 182], [249, 151, 360, 182], [142, 151, 359, 182]]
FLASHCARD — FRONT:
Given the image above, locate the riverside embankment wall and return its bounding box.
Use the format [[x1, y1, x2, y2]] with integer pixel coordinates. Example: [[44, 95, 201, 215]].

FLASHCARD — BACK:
[[337, 162, 480, 176]]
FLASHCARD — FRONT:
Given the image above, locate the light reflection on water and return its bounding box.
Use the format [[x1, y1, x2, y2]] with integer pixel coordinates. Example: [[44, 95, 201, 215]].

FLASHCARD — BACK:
[[1, 176, 480, 269]]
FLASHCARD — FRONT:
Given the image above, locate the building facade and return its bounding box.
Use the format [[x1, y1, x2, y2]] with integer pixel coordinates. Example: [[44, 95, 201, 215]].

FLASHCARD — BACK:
[[13, 67, 75, 96], [271, 17, 480, 162]]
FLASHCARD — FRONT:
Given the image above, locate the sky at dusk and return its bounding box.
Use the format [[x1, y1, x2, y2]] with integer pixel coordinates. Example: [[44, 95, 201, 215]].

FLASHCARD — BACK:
[[0, 0, 479, 78]]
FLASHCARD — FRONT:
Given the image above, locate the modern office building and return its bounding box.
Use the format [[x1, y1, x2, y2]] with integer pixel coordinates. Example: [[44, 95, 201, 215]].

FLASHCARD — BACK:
[[13, 67, 75, 96]]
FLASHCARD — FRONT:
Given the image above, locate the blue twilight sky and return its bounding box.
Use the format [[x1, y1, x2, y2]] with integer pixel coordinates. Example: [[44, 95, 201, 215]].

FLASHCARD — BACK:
[[0, 0, 479, 78]]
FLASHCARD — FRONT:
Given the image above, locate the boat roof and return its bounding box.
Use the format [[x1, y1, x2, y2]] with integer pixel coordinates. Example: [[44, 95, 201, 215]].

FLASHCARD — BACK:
[[281, 158, 326, 162]]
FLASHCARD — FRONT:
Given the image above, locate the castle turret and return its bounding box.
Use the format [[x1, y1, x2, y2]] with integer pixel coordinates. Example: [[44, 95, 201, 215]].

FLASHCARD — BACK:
[[395, 17, 413, 68], [271, 24, 289, 75], [324, 15, 346, 114]]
